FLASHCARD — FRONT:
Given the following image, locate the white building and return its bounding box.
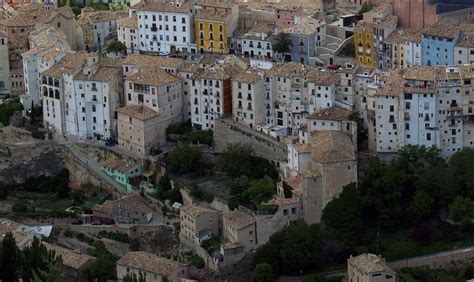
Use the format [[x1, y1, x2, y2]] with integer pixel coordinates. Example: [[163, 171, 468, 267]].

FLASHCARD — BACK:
[[69, 54, 123, 141], [190, 56, 246, 130], [455, 34, 474, 65], [21, 24, 70, 110], [117, 16, 139, 54], [231, 68, 265, 129], [136, 0, 196, 54], [404, 29, 422, 67], [369, 66, 474, 160], [41, 52, 88, 136], [240, 24, 274, 60]]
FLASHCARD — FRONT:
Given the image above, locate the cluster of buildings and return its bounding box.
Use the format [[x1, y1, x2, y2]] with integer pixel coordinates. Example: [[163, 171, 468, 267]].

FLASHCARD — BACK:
[[355, 3, 474, 70]]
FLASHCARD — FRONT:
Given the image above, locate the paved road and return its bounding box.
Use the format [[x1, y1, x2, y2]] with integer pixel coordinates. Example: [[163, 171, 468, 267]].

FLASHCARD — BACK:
[[60, 141, 129, 194]]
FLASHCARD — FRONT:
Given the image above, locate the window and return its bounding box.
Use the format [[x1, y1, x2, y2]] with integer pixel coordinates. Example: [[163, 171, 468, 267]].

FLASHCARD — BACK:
[[427, 133, 431, 141]]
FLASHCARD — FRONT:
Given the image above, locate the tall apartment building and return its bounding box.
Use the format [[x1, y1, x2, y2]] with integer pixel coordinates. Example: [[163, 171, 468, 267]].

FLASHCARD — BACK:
[[117, 16, 139, 54], [231, 68, 265, 129], [281, 18, 326, 65], [119, 67, 182, 155], [421, 23, 460, 67], [136, 0, 196, 54], [69, 54, 123, 141], [41, 52, 88, 136], [264, 63, 340, 136], [190, 55, 246, 130], [195, 0, 238, 54], [369, 65, 474, 160], [21, 24, 71, 110]]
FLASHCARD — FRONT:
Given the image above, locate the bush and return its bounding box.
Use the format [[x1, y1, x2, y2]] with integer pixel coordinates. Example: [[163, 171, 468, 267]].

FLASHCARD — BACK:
[[0, 99, 24, 125], [251, 263, 273, 282], [189, 255, 205, 269], [165, 147, 203, 174], [200, 236, 221, 253]]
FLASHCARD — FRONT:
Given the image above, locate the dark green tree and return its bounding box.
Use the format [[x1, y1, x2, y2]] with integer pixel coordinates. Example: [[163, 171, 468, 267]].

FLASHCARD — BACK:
[[408, 190, 434, 221], [272, 33, 292, 54], [449, 148, 474, 198], [242, 179, 276, 208], [251, 263, 273, 282], [0, 232, 20, 281], [105, 40, 127, 55], [358, 2, 374, 16], [165, 146, 203, 174], [449, 196, 473, 224], [322, 183, 362, 246]]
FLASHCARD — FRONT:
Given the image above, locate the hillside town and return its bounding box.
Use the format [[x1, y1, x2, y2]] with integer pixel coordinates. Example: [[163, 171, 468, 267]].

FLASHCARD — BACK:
[[0, 0, 473, 281]]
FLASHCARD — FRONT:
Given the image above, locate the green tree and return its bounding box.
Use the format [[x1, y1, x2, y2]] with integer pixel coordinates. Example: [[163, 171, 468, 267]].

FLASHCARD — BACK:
[[218, 145, 278, 180], [0, 232, 20, 281], [242, 179, 276, 208], [408, 190, 434, 221], [165, 146, 203, 174], [105, 40, 127, 55], [449, 148, 474, 198], [272, 33, 292, 55], [158, 174, 172, 191], [358, 2, 374, 16], [253, 224, 324, 275], [415, 164, 456, 209], [449, 196, 474, 224], [21, 236, 50, 281], [322, 183, 362, 246], [251, 263, 273, 282]]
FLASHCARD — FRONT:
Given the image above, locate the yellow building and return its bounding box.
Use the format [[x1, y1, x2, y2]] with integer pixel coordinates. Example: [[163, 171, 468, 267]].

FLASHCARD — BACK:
[[195, 0, 238, 53], [354, 21, 375, 68]]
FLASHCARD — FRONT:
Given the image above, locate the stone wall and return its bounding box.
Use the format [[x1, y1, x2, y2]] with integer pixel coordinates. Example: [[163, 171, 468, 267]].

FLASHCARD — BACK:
[[214, 118, 287, 163]]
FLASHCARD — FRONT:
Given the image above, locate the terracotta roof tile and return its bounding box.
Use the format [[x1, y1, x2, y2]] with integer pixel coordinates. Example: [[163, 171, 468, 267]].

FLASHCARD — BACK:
[[117, 251, 186, 277], [309, 106, 352, 121], [117, 105, 159, 121], [310, 131, 355, 163]]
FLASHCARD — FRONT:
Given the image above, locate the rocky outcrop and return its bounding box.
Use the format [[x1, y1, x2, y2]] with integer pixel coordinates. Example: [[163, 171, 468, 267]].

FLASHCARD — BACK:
[[0, 145, 65, 184]]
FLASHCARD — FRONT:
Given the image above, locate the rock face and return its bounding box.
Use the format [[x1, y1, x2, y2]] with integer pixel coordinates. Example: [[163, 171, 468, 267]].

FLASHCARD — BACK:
[[0, 145, 65, 184]]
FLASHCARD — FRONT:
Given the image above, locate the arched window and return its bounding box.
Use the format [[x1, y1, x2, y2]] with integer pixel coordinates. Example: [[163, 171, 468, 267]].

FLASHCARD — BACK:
[[48, 77, 53, 86], [42, 76, 47, 85], [54, 79, 59, 87], [49, 88, 53, 98], [42, 86, 47, 97], [54, 89, 60, 99]]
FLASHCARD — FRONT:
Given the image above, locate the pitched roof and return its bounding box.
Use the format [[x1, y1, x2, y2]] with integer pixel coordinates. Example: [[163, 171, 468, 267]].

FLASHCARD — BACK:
[[310, 131, 355, 163], [117, 15, 138, 29], [348, 253, 395, 274], [126, 68, 180, 87], [117, 251, 186, 276], [422, 22, 460, 39], [135, 1, 194, 13], [102, 158, 140, 173], [309, 106, 352, 121], [180, 204, 216, 218], [222, 210, 255, 229], [117, 105, 159, 121], [116, 194, 153, 214], [122, 54, 183, 69], [456, 34, 474, 48], [92, 200, 113, 214], [196, 8, 232, 22], [233, 69, 263, 84], [42, 242, 95, 270], [41, 52, 88, 78], [306, 70, 340, 85], [281, 17, 324, 36]]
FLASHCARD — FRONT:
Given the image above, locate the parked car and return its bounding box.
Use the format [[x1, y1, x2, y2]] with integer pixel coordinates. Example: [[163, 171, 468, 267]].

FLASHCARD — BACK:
[[91, 221, 102, 225], [71, 219, 83, 225], [105, 138, 115, 147], [103, 219, 115, 225]]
